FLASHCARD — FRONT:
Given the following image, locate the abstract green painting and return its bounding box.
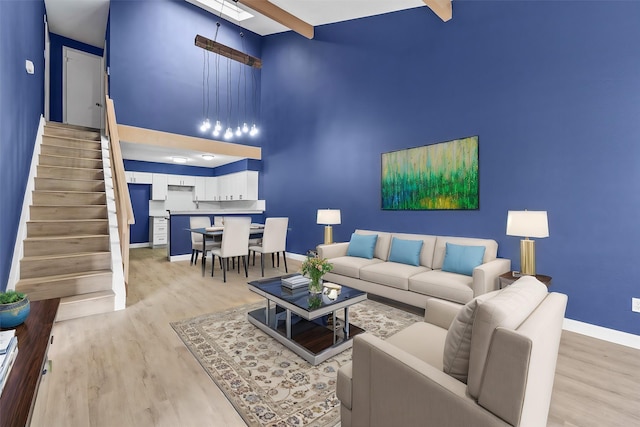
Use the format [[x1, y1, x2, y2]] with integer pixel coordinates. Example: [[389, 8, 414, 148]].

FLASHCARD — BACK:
[[381, 136, 479, 210]]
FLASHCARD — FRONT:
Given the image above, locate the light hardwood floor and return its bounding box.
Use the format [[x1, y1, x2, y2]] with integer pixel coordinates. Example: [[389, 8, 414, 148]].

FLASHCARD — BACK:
[[32, 248, 640, 426]]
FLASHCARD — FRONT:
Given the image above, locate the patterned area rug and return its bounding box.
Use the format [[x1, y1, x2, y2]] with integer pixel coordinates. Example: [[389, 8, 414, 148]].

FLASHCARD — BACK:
[[171, 299, 421, 427]]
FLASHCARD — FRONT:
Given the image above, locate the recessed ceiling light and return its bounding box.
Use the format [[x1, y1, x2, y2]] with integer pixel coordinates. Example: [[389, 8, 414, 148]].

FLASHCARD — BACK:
[[201, 154, 215, 160], [172, 156, 188, 164], [194, 0, 254, 22]]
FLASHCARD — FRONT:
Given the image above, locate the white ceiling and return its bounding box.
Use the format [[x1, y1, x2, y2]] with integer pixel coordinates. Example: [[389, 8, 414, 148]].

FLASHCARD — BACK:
[[45, 0, 428, 167], [120, 142, 246, 168], [187, 0, 427, 36]]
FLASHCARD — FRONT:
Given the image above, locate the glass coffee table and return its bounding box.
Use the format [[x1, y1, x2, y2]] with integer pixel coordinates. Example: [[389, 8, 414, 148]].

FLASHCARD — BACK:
[[247, 275, 367, 365]]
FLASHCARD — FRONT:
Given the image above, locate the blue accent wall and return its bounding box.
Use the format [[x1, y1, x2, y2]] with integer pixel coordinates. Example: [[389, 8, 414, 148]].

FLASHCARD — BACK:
[[260, 2, 640, 335], [128, 184, 151, 243], [108, 0, 263, 147], [48, 33, 104, 123], [0, 0, 44, 290]]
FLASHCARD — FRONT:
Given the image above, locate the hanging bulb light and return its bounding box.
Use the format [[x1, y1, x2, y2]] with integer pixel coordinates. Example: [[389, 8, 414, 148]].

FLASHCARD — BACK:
[[212, 127, 220, 138], [235, 126, 242, 137], [200, 121, 208, 132], [250, 124, 258, 136], [224, 127, 234, 139], [214, 120, 222, 132], [242, 122, 249, 133]]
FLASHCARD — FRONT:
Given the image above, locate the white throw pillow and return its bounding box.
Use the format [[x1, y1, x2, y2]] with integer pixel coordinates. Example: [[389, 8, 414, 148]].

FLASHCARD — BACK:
[[442, 290, 499, 382]]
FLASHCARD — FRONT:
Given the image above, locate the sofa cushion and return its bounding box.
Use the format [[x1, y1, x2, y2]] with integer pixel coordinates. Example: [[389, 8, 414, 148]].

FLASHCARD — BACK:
[[442, 243, 486, 276], [467, 276, 549, 398], [442, 291, 499, 383], [360, 262, 429, 291], [388, 237, 423, 266], [347, 233, 378, 259], [355, 229, 392, 261], [391, 233, 437, 268], [329, 256, 383, 279], [432, 236, 498, 270], [408, 270, 474, 304], [386, 322, 448, 369]]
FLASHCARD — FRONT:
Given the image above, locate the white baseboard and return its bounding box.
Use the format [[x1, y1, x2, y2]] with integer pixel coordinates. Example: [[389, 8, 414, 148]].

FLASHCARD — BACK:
[[7, 116, 45, 291], [169, 254, 192, 262], [286, 252, 307, 262], [563, 318, 640, 350], [130, 243, 151, 249]]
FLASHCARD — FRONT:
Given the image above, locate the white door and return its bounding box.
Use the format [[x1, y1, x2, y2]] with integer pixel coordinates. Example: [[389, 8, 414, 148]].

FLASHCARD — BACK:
[[63, 47, 103, 129]]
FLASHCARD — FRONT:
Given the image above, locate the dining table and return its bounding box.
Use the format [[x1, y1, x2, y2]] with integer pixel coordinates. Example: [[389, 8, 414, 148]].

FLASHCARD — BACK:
[[187, 224, 265, 276]]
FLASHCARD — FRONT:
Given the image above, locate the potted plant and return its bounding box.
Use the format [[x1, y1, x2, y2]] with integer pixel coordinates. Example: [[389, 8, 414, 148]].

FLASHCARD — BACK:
[[0, 291, 30, 329], [301, 257, 334, 294]]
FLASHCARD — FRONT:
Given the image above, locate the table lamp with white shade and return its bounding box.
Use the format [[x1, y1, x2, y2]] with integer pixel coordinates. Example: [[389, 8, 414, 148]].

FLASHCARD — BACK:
[[506, 210, 549, 276], [317, 209, 341, 245]]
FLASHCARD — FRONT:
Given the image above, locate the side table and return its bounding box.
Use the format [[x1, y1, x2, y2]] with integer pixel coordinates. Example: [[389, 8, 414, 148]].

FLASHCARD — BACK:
[[499, 272, 552, 289]]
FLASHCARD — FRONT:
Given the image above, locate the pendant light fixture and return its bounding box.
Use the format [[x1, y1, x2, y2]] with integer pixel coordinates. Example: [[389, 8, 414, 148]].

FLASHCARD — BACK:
[[195, 8, 262, 140], [200, 49, 211, 132]]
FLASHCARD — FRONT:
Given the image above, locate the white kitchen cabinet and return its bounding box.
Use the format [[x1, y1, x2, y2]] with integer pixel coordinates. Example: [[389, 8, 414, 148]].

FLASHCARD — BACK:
[[125, 171, 153, 184], [149, 216, 168, 247], [204, 177, 218, 201], [151, 174, 168, 200], [167, 175, 196, 187], [217, 171, 259, 201], [193, 177, 206, 201]]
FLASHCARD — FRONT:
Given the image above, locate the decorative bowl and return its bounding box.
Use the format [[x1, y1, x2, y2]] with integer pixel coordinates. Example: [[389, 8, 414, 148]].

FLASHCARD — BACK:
[[0, 297, 31, 329]]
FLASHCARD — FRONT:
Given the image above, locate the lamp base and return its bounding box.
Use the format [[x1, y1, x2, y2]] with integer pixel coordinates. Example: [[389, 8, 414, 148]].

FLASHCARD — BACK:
[[520, 238, 536, 276], [324, 225, 334, 245]]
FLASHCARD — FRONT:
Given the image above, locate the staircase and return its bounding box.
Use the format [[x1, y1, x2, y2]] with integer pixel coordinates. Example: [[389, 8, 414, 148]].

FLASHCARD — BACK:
[[16, 122, 115, 322]]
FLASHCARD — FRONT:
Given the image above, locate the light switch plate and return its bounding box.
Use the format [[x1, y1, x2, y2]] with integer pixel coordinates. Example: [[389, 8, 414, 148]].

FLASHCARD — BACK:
[[25, 60, 34, 74]]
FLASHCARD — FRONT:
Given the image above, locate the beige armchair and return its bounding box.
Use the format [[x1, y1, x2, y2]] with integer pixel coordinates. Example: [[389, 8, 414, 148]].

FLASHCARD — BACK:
[[337, 276, 567, 427]]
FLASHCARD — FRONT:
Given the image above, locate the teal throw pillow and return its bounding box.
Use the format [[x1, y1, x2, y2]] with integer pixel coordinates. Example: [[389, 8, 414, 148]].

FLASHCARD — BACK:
[[347, 233, 378, 259], [388, 237, 423, 266], [442, 243, 486, 276]]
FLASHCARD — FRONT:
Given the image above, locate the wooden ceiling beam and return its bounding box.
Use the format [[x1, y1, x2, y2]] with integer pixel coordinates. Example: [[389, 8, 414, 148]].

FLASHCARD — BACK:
[[195, 34, 262, 68], [423, 0, 452, 22], [238, 0, 314, 39]]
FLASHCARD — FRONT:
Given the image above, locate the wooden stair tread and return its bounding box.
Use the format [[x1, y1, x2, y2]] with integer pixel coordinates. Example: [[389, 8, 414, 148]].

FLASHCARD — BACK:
[[22, 251, 110, 261], [16, 270, 111, 285], [28, 219, 108, 223], [43, 135, 100, 143], [60, 290, 114, 304], [36, 177, 105, 183], [41, 143, 101, 152], [31, 204, 107, 207], [38, 165, 103, 172], [25, 234, 108, 241], [46, 122, 99, 132], [33, 190, 106, 195]]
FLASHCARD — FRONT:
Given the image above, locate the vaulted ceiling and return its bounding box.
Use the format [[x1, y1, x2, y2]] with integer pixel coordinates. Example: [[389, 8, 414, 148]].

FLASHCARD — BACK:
[[45, 0, 451, 48]]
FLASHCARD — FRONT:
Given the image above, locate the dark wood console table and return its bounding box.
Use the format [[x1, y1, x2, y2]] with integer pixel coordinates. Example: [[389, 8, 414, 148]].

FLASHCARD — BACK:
[[0, 298, 60, 426]]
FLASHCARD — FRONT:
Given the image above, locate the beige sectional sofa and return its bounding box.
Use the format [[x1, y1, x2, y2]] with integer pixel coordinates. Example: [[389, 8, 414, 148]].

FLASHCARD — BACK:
[[317, 229, 511, 308]]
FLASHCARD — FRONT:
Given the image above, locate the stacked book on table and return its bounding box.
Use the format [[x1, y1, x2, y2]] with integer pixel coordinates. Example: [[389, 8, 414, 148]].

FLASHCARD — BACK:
[[281, 274, 310, 290], [0, 330, 18, 397]]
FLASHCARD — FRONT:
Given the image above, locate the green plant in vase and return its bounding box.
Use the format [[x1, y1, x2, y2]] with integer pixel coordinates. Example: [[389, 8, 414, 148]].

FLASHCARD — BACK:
[[301, 257, 333, 294], [0, 290, 30, 328]]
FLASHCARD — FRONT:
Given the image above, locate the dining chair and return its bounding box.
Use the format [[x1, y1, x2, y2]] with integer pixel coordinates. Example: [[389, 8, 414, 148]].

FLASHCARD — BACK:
[[249, 217, 289, 277], [210, 216, 251, 282], [189, 216, 220, 268]]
